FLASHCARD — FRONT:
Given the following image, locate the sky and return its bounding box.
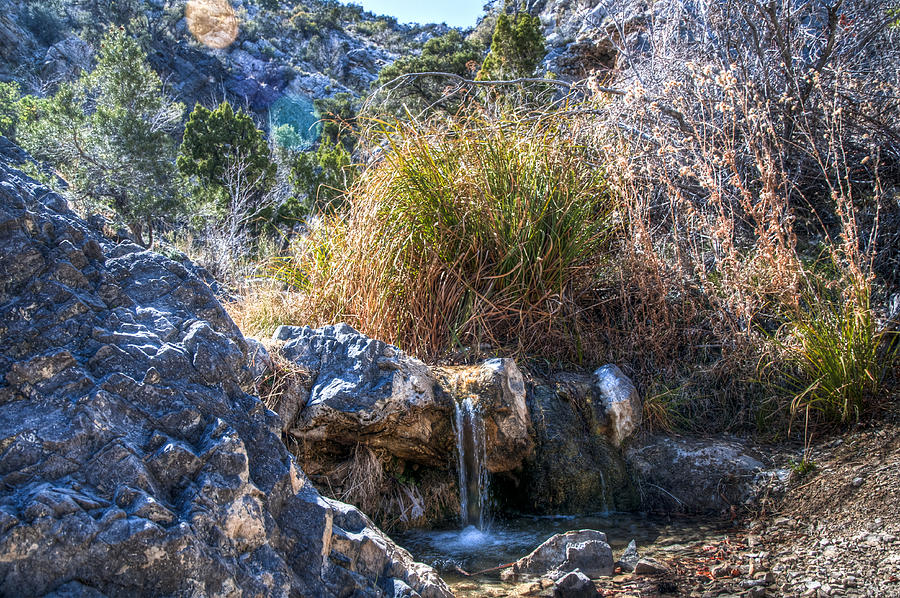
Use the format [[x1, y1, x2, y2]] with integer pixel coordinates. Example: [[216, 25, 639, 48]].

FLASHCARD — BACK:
[[346, 0, 487, 28]]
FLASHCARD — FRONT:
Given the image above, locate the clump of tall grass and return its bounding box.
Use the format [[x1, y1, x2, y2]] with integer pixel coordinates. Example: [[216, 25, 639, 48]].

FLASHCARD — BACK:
[[773, 278, 897, 427], [274, 113, 615, 360]]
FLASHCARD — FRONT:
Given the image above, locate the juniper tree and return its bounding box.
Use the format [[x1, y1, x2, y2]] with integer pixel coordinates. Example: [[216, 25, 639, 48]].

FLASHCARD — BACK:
[[17, 29, 184, 247]]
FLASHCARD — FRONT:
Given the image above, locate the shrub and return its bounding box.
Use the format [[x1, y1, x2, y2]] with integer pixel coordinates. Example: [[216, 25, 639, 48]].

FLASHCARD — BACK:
[[774, 280, 897, 426], [267, 113, 615, 360]]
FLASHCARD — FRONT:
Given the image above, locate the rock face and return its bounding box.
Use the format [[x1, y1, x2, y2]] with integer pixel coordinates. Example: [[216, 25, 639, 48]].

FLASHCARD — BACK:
[[275, 323, 456, 467], [0, 153, 451, 598], [626, 436, 766, 513], [511, 529, 614, 580], [495, 371, 640, 514]]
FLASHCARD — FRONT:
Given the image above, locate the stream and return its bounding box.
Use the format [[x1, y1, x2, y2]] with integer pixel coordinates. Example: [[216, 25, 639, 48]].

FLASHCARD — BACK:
[[395, 513, 733, 596]]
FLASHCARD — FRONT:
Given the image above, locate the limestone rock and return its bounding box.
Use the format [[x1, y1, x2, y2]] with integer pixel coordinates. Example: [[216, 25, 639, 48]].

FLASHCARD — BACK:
[[275, 323, 454, 466], [616, 539, 640, 573], [41, 36, 92, 82], [514, 530, 615, 580], [626, 436, 766, 513], [497, 372, 639, 514], [592, 364, 641, 447], [553, 569, 597, 597], [633, 557, 673, 575], [437, 358, 534, 473], [0, 152, 451, 598]]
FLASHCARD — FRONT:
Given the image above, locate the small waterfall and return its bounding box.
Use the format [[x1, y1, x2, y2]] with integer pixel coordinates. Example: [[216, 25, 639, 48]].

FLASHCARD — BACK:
[[453, 396, 489, 529]]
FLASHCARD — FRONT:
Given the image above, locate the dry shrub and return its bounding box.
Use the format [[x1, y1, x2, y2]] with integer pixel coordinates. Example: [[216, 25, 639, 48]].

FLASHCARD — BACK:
[[265, 112, 615, 362], [568, 0, 900, 431]]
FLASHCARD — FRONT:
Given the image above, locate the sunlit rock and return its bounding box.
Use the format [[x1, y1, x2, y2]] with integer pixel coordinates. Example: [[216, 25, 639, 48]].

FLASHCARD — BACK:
[[186, 0, 239, 49]]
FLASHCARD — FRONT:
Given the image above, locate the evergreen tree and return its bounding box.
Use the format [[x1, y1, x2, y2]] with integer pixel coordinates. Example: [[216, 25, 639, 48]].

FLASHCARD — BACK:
[[177, 101, 276, 211], [18, 29, 184, 247], [373, 30, 483, 115], [281, 94, 358, 216], [477, 3, 546, 80]]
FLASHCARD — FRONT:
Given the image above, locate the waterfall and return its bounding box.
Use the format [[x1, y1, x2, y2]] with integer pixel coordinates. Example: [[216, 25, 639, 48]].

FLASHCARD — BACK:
[[453, 397, 489, 530]]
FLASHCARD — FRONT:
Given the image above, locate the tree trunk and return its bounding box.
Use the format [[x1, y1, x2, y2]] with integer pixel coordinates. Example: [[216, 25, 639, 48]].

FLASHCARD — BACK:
[[128, 220, 147, 248]]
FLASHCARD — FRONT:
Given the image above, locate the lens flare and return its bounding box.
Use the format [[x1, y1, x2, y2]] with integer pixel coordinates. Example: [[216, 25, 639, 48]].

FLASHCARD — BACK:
[[185, 0, 239, 50]]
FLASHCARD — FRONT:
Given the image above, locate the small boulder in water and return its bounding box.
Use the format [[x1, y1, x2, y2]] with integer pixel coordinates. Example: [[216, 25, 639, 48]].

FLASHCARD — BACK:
[[512, 529, 614, 579], [553, 569, 598, 597]]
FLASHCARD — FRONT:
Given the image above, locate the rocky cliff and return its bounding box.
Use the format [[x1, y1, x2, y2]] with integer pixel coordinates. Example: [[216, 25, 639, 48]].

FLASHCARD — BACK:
[[0, 144, 451, 598], [0, 0, 451, 114]]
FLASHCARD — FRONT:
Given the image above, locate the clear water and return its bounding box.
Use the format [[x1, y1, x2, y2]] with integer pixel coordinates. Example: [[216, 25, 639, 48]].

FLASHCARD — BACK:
[[454, 397, 489, 529], [394, 513, 730, 580]]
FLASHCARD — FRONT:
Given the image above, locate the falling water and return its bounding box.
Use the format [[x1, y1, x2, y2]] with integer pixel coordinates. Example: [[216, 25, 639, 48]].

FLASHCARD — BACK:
[[454, 397, 489, 530]]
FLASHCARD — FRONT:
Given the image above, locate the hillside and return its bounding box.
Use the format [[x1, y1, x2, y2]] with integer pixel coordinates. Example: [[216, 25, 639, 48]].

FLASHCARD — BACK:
[[0, 0, 452, 113]]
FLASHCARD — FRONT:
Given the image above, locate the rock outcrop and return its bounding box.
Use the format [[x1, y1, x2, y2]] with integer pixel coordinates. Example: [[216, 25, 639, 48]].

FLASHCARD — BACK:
[[495, 370, 640, 514], [275, 323, 455, 467], [266, 325, 536, 529], [626, 436, 767, 513], [0, 151, 451, 598]]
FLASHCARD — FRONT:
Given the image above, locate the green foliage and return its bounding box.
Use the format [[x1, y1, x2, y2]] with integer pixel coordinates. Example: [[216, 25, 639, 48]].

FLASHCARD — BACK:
[[21, 1, 65, 46], [178, 101, 276, 210], [477, 4, 546, 80], [373, 30, 483, 115], [17, 29, 184, 246], [771, 280, 897, 426], [287, 140, 354, 214], [789, 457, 817, 478], [278, 114, 615, 360], [279, 93, 358, 217], [0, 81, 22, 139]]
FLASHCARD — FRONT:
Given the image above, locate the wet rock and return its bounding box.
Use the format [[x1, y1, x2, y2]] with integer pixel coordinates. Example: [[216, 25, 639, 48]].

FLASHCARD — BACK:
[[626, 436, 765, 513], [593, 364, 641, 447], [497, 372, 639, 514], [553, 569, 597, 597], [513, 530, 615, 579], [0, 150, 451, 598], [437, 358, 534, 473]]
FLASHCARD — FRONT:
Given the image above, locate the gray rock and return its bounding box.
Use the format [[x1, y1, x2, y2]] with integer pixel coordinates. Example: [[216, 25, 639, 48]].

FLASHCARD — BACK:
[[553, 569, 597, 598], [626, 436, 766, 513], [593, 364, 642, 446], [616, 539, 640, 572], [42, 36, 92, 81], [0, 150, 451, 598], [633, 557, 673, 575], [514, 530, 615, 579], [274, 323, 454, 466]]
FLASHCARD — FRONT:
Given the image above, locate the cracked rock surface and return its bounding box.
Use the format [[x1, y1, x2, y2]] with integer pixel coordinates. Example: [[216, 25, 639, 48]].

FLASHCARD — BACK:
[[0, 151, 451, 598]]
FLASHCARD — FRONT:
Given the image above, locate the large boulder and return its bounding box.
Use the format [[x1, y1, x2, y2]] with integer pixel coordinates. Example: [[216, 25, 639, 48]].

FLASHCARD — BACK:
[[274, 323, 455, 467], [0, 154, 451, 598], [495, 372, 640, 514], [626, 435, 767, 513]]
